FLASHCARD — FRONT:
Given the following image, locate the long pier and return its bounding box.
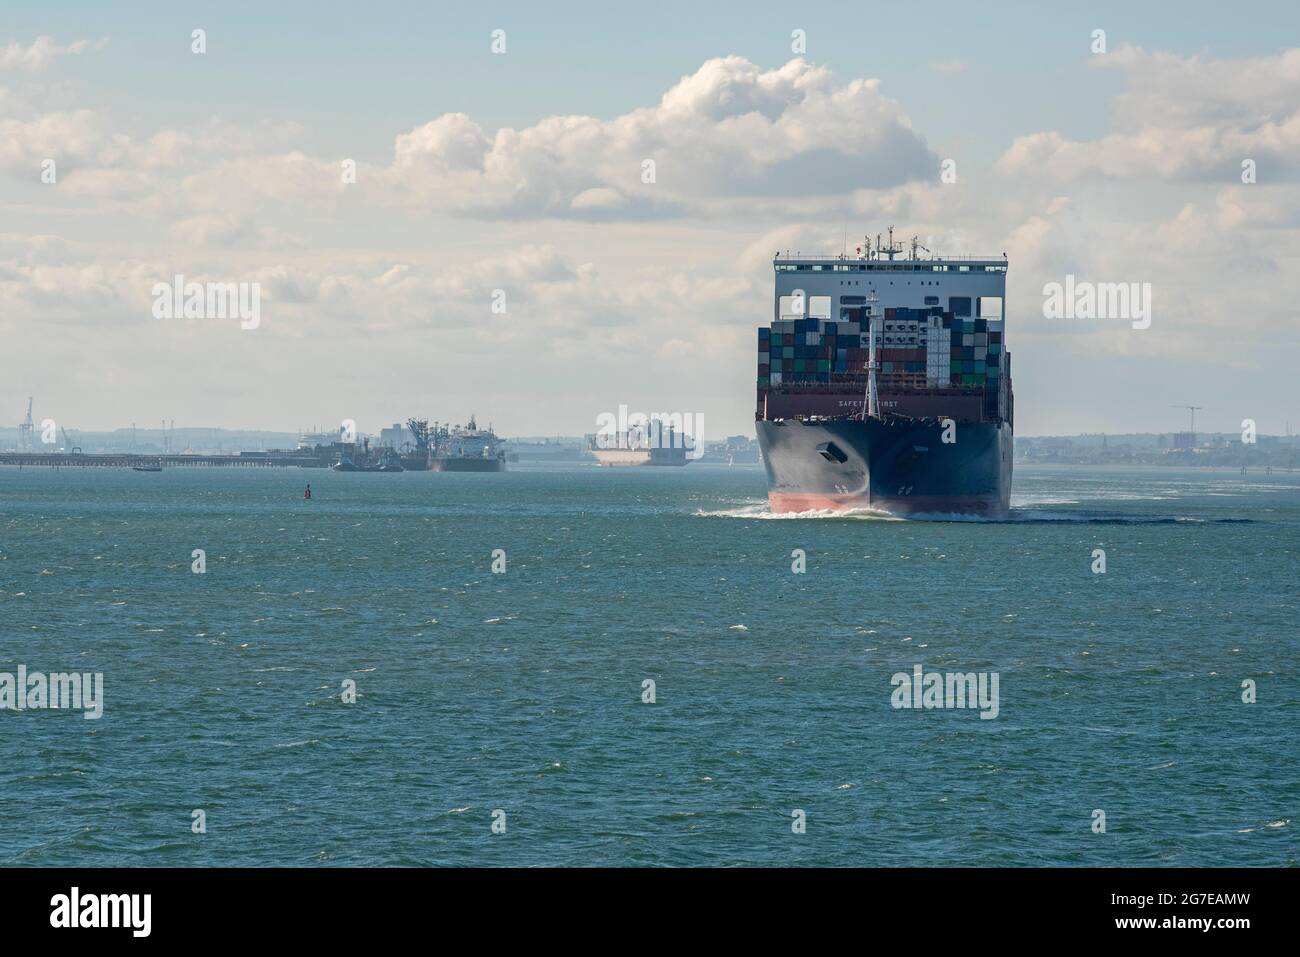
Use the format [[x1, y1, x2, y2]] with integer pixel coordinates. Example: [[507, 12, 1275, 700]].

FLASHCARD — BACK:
[[0, 452, 327, 468]]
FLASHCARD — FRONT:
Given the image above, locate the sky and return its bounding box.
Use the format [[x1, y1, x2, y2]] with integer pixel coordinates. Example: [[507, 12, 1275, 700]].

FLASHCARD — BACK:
[[2, 0, 1298, 438]]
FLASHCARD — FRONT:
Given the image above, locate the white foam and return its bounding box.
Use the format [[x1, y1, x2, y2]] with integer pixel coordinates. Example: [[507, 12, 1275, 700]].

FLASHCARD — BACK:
[[695, 501, 1205, 525], [695, 502, 903, 521], [1010, 495, 1080, 506]]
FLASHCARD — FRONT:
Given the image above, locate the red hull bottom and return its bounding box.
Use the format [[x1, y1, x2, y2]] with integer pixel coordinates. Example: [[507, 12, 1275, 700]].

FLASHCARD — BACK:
[[769, 491, 1008, 519]]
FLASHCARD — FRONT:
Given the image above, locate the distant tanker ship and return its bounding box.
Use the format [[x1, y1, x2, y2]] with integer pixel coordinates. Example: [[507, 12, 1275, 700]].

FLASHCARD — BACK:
[[404, 416, 506, 472], [755, 228, 1013, 518]]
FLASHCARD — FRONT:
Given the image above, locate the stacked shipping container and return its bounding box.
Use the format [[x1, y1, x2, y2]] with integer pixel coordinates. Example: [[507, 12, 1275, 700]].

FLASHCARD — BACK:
[[756, 296, 1007, 420]]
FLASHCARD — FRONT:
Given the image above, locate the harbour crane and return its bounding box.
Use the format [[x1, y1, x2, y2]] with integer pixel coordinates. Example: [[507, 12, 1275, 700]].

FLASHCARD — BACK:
[[18, 397, 33, 451], [1171, 405, 1203, 435], [406, 418, 431, 450]]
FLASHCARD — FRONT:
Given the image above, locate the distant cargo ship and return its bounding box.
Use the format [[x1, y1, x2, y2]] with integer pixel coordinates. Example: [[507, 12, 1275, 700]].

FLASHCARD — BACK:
[[756, 228, 1013, 518], [587, 427, 692, 467]]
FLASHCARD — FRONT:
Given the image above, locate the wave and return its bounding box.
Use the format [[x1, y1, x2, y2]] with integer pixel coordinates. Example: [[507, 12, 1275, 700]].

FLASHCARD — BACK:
[[1009, 495, 1080, 506]]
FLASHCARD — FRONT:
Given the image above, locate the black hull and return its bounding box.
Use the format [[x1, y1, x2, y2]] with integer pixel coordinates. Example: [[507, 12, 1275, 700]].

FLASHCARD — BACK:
[[756, 416, 1012, 518]]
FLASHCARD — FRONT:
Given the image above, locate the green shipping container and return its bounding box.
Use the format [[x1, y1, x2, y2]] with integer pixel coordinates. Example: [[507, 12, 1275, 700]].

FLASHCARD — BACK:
[[817, 359, 830, 372], [950, 360, 962, 373], [757, 376, 770, 387]]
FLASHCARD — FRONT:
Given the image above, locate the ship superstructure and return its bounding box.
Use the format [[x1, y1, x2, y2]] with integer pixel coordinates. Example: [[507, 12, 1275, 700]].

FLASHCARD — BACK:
[[756, 229, 1013, 517], [427, 416, 506, 472]]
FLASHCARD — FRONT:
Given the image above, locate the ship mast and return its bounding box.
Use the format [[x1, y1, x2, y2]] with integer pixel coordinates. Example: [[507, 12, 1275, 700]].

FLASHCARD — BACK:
[[880, 225, 904, 261], [863, 288, 879, 418]]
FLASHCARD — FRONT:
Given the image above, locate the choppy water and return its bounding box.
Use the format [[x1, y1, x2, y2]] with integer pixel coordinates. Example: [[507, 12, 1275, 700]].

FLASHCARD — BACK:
[[1, 463, 1295, 866]]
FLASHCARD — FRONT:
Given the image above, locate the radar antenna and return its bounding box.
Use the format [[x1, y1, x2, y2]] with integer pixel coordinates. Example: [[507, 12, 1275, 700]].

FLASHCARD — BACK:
[[880, 225, 904, 261]]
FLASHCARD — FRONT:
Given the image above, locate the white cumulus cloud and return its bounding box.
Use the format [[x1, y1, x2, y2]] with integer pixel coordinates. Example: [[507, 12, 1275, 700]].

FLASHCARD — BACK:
[[0, 36, 94, 72], [997, 46, 1300, 182]]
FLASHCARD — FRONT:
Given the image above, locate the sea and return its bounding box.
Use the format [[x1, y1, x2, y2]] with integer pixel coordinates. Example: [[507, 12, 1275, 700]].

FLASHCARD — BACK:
[[0, 463, 1295, 866]]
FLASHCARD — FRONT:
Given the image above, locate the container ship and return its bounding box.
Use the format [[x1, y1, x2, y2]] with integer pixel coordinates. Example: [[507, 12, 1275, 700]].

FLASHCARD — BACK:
[[756, 229, 1013, 518], [404, 416, 506, 472], [587, 426, 692, 467]]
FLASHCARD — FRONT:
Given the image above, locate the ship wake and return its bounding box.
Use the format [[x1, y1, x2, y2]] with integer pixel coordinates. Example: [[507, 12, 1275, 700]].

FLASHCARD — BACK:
[[696, 502, 1256, 525], [695, 503, 905, 521]]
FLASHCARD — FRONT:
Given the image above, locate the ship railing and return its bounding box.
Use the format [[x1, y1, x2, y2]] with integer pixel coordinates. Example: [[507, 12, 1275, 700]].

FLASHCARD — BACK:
[[767, 380, 985, 397], [772, 253, 1006, 263]]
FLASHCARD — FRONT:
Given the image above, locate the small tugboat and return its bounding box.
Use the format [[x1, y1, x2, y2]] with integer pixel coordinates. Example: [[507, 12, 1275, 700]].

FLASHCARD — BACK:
[[132, 460, 163, 472], [332, 440, 404, 473]]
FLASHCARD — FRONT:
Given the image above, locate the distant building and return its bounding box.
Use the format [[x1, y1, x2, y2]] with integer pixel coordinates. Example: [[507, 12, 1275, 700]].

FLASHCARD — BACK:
[[378, 423, 409, 448], [1172, 432, 1196, 449]]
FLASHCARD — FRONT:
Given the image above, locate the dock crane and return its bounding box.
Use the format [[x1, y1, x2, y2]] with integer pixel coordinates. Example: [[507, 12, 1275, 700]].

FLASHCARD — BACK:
[[60, 426, 81, 455], [1171, 405, 1203, 436], [1171, 405, 1204, 448], [18, 397, 33, 451]]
